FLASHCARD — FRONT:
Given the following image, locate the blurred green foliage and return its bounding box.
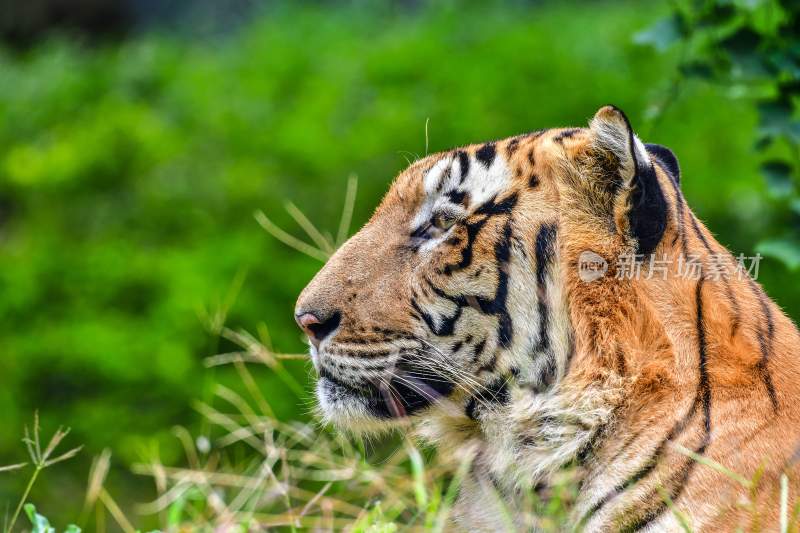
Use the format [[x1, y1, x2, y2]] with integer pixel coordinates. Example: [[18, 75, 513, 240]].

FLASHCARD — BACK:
[[1, 0, 798, 526], [636, 0, 800, 269]]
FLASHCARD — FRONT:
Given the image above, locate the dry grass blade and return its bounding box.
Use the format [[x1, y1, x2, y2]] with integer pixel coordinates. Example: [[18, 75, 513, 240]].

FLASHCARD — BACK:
[[215, 384, 259, 422], [172, 426, 201, 469], [219, 327, 306, 396], [41, 427, 69, 463], [131, 359, 467, 531], [781, 473, 789, 533], [84, 449, 112, 512], [0, 463, 28, 473], [425, 117, 430, 156], [22, 413, 42, 465], [258, 173, 357, 263], [221, 327, 275, 367], [671, 442, 752, 488], [98, 489, 136, 533], [336, 174, 358, 247], [285, 201, 336, 255], [7, 414, 82, 533], [197, 268, 248, 336], [43, 445, 83, 467], [254, 210, 330, 262], [234, 358, 276, 418], [656, 485, 693, 533], [203, 351, 306, 368], [134, 481, 194, 515], [299, 481, 332, 518]]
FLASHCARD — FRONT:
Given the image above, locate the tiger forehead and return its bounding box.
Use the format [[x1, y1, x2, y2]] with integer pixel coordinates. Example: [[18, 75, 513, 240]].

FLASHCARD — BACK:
[[381, 127, 589, 216], [414, 127, 587, 197]]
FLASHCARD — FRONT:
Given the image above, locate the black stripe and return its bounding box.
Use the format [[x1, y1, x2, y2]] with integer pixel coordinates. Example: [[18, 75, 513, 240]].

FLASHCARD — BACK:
[[578, 399, 697, 527], [443, 219, 487, 275], [409, 222, 430, 241], [475, 193, 518, 217], [749, 278, 779, 412], [553, 128, 580, 143], [532, 224, 558, 388], [663, 160, 688, 257], [446, 189, 468, 206], [535, 224, 557, 287], [475, 143, 496, 168], [494, 220, 514, 347], [443, 193, 518, 275], [435, 165, 451, 192], [427, 221, 515, 351], [457, 150, 470, 183], [615, 344, 627, 375], [465, 377, 510, 420], [576, 424, 608, 467], [534, 353, 557, 392], [688, 214, 741, 336], [696, 279, 712, 435], [603, 430, 643, 470], [688, 213, 711, 249], [564, 332, 576, 373], [410, 296, 462, 336], [473, 339, 486, 360]]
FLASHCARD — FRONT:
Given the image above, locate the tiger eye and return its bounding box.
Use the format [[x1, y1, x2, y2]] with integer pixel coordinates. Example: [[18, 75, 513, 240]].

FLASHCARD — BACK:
[[432, 211, 458, 231]]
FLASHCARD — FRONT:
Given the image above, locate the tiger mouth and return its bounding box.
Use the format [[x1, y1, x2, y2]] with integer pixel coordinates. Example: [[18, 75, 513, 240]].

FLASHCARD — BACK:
[[316, 360, 455, 420]]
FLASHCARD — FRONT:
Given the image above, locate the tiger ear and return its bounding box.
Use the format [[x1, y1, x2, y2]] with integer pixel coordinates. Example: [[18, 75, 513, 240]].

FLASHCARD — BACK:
[[588, 105, 668, 256], [589, 105, 650, 185], [645, 143, 681, 184]]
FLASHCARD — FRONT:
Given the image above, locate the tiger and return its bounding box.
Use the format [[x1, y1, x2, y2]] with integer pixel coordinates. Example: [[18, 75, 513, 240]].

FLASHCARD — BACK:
[[294, 105, 800, 531]]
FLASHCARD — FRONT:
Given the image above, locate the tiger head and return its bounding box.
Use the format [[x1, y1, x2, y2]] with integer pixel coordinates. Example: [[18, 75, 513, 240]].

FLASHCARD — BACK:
[[295, 105, 675, 433]]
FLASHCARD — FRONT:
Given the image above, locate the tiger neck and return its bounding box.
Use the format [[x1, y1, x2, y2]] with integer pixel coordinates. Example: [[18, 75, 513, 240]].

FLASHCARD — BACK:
[[419, 217, 778, 490]]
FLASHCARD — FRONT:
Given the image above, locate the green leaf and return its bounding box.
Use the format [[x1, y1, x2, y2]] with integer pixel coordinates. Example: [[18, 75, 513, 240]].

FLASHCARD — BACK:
[[679, 61, 715, 79], [770, 51, 800, 79], [23, 503, 80, 533], [758, 100, 795, 137], [753, 134, 773, 150], [633, 14, 686, 51], [757, 238, 800, 270], [760, 160, 795, 197], [697, 3, 736, 27], [24, 503, 55, 533], [721, 27, 761, 57], [721, 27, 769, 77]]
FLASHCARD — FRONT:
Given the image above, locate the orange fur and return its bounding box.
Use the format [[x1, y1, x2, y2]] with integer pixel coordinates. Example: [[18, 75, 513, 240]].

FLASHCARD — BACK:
[[296, 106, 800, 531]]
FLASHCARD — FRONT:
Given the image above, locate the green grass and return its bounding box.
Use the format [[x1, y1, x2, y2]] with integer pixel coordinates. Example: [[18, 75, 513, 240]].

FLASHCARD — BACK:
[[5, 349, 799, 532]]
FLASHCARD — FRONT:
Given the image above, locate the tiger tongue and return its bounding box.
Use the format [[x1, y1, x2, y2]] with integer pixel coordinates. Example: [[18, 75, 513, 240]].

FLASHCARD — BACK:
[[379, 381, 407, 418]]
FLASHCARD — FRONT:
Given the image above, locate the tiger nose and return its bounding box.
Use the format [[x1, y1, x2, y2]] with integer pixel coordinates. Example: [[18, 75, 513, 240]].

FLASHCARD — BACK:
[[295, 310, 342, 348]]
